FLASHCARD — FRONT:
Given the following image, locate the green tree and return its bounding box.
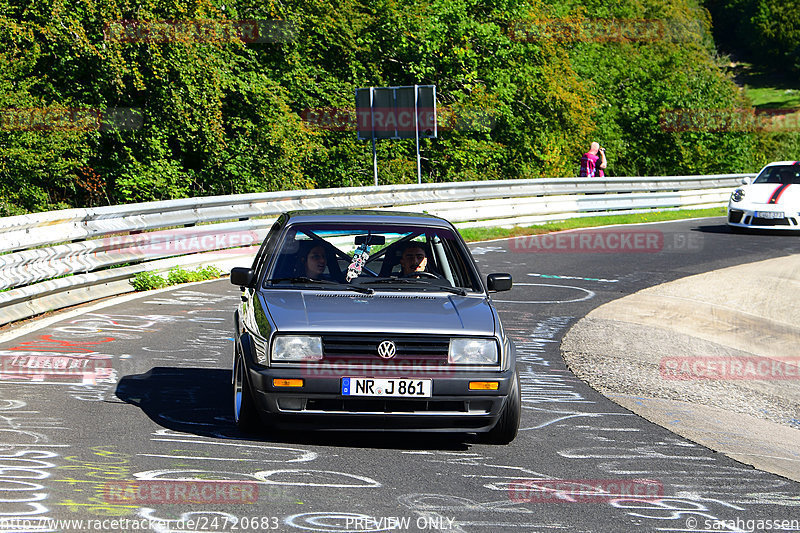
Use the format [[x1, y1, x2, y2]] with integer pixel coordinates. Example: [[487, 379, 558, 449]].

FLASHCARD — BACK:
[[705, 0, 800, 73], [0, 0, 795, 214]]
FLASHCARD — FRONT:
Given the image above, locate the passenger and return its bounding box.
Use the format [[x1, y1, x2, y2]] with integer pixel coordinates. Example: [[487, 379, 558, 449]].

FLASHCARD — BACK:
[[300, 244, 328, 279]]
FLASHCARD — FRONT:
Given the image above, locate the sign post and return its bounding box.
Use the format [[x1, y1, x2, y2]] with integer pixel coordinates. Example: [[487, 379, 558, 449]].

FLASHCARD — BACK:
[[356, 85, 437, 185], [369, 89, 378, 186], [414, 84, 421, 184]]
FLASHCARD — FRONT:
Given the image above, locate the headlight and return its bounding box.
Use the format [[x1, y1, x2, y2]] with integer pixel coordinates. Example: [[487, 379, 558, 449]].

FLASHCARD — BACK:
[[731, 189, 745, 202], [448, 338, 498, 365], [272, 336, 323, 362]]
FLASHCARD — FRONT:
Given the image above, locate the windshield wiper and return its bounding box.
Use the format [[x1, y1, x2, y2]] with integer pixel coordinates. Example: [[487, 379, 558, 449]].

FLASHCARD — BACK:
[[358, 277, 467, 296], [264, 277, 373, 294], [421, 285, 467, 296], [359, 277, 417, 285]]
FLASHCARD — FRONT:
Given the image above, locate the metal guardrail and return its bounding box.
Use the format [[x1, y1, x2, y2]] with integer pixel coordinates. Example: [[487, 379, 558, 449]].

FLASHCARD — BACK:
[[0, 175, 747, 326]]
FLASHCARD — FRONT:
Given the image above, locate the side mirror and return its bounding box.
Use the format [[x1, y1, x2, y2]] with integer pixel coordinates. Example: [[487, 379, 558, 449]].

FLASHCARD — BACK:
[[740, 177, 752, 185], [487, 273, 512, 292], [230, 267, 254, 288]]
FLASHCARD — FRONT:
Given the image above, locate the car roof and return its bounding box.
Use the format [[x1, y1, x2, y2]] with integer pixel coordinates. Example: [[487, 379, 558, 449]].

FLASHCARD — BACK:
[[282, 209, 453, 228], [762, 161, 800, 168]]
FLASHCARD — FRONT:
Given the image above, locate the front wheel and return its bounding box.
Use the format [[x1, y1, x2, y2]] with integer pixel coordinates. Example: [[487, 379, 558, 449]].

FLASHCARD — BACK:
[[480, 371, 521, 445], [233, 354, 259, 432]]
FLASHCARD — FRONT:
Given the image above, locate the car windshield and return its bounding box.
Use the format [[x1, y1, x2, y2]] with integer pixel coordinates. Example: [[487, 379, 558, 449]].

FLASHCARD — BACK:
[[264, 222, 481, 293], [754, 165, 800, 185]]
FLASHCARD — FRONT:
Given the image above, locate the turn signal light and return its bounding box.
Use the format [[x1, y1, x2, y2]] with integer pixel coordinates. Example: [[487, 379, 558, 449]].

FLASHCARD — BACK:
[[273, 378, 304, 388], [469, 381, 499, 390]]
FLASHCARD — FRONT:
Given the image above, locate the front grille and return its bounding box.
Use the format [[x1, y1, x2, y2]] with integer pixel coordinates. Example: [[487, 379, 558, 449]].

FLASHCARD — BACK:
[[304, 398, 491, 414], [728, 210, 744, 224], [751, 217, 791, 226], [322, 334, 450, 366]]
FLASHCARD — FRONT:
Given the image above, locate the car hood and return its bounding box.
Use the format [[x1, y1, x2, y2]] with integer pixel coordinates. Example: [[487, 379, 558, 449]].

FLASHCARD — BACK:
[[261, 290, 496, 336], [738, 183, 800, 205]]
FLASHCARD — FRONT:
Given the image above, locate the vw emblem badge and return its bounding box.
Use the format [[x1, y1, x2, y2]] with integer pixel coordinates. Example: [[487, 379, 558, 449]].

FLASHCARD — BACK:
[[377, 340, 397, 359]]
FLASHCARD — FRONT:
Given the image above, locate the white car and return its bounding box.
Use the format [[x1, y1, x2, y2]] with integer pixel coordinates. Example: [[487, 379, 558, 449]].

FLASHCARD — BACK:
[[728, 161, 800, 230]]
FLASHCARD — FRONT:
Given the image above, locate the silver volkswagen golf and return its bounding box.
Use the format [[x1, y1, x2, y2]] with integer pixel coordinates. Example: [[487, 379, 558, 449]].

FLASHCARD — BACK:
[[230, 210, 519, 443]]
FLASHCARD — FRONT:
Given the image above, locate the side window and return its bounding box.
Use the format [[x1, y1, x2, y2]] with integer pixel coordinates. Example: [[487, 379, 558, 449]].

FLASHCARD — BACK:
[[252, 217, 285, 285], [760, 168, 780, 183], [441, 238, 480, 291]]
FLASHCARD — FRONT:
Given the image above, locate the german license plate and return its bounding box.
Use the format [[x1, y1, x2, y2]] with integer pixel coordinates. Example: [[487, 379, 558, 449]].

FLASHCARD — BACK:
[[342, 377, 432, 397], [756, 211, 784, 219]]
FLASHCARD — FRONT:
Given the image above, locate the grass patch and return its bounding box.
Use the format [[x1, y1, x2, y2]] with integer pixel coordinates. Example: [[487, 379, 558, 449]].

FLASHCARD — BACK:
[[131, 265, 224, 291], [747, 87, 800, 110], [730, 62, 800, 109], [458, 207, 726, 242]]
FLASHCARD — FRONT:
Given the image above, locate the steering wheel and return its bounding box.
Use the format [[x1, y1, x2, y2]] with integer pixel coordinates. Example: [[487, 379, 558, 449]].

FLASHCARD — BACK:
[[401, 271, 440, 279]]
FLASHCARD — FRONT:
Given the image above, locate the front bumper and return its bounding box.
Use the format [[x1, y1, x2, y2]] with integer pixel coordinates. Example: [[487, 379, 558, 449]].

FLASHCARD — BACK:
[[246, 366, 515, 432], [727, 205, 800, 229]]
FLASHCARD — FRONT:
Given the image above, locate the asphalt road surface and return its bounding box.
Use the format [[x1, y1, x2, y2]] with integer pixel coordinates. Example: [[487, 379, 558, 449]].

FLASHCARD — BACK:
[[1, 217, 799, 533]]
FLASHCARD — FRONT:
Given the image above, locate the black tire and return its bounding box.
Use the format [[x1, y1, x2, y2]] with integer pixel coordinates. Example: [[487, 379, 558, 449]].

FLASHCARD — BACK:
[[728, 225, 748, 234], [480, 371, 521, 445], [233, 353, 259, 433]]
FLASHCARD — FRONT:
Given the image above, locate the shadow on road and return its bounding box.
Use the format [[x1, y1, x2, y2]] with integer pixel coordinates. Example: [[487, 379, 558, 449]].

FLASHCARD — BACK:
[[116, 367, 473, 451], [693, 223, 736, 234], [694, 222, 800, 236]]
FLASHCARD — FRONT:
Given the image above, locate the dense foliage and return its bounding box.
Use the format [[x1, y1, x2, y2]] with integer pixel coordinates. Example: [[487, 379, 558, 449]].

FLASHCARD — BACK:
[[0, 0, 797, 215], [130, 264, 224, 291]]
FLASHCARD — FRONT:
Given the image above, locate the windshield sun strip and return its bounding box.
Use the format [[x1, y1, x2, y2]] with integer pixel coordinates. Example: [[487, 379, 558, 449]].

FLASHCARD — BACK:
[[264, 223, 481, 292]]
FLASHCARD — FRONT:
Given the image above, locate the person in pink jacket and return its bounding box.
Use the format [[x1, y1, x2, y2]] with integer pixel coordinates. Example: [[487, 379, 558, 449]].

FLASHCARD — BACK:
[[579, 142, 607, 177]]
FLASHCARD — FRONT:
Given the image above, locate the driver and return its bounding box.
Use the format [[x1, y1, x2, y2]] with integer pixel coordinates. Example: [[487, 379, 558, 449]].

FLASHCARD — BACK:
[[399, 244, 429, 276]]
